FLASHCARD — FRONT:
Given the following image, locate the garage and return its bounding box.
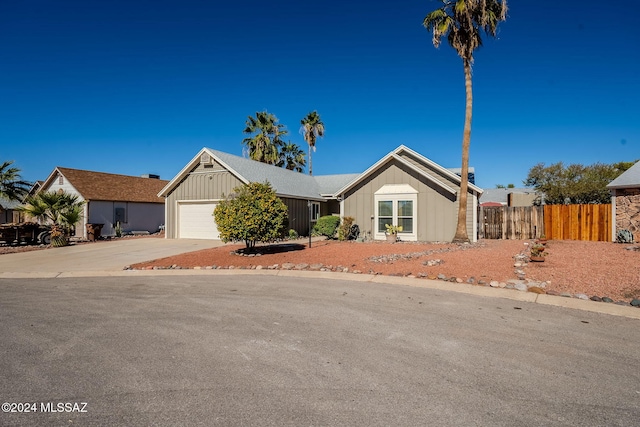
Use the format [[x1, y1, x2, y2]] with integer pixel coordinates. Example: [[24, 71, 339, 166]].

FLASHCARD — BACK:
[[178, 202, 219, 239]]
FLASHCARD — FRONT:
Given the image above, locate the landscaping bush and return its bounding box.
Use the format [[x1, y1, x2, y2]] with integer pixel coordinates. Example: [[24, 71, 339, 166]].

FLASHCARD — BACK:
[[214, 182, 288, 249], [313, 215, 340, 239]]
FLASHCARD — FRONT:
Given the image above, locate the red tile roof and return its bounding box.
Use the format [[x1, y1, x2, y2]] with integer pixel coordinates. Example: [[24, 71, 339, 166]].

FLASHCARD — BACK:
[[56, 167, 168, 204]]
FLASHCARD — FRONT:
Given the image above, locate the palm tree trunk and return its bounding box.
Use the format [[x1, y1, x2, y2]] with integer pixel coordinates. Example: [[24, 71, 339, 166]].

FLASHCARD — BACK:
[[453, 59, 473, 243], [308, 146, 313, 176]]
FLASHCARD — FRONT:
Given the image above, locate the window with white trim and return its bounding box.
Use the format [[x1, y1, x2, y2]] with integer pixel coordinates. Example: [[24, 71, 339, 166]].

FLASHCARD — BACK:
[[374, 184, 418, 241]]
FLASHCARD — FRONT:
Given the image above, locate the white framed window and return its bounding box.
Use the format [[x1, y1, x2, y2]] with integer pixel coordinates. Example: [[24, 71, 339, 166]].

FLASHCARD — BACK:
[[374, 184, 417, 241]]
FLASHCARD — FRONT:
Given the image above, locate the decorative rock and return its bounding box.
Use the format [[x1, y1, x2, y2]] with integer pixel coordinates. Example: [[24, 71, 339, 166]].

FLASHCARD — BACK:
[[281, 263, 295, 270], [256, 265, 263, 270], [437, 274, 447, 280], [449, 277, 457, 282], [546, 290, 560, 296], [589, 296, 602, 302], [294, 263, 309, 270], [455, 278, 463, 283], [478, 280, 487, 285], [490, 281, 500, 287], [514, 283, 528, 292], [602, 297, 614, 303], [575, 294, 589, 300], [194, 266, 201, 270], [466, 277, 475, 284], [527, 286, 545, 294], [514, 262, 524, 268], [310, 263, 323, 270], [631, 299, 640, 307], [615, 301, 629, 306], [560, 293, 572, 298]]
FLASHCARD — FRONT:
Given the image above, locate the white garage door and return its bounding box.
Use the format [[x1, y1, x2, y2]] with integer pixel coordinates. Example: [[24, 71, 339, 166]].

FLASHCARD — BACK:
[[178, 202, 219, 239]]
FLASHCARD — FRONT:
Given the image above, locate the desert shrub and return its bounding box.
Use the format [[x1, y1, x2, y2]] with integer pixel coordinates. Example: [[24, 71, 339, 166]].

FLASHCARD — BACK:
[[337, 216, 355, 241], [313, 215, 340, 239], [213, 182, 288, 249], [288, 229, 299, 239]]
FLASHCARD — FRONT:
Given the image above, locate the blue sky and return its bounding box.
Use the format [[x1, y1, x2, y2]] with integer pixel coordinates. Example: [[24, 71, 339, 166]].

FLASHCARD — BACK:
[[1, 0, 638, 189]]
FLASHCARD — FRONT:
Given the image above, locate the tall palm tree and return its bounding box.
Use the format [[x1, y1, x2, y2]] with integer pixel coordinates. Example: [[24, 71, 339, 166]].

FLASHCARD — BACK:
[[0, 160, 31, 202], [242, 111, 288, 165], [300, 111, 325, 176], [423, 0, 507, 243], [277, 142, 307, 172]]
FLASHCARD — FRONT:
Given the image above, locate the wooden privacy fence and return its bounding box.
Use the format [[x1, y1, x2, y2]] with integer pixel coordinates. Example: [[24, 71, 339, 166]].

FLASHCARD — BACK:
[[480, 206, 544, 240], [543, 204, 611, 241], [480, 204, 612, 241]]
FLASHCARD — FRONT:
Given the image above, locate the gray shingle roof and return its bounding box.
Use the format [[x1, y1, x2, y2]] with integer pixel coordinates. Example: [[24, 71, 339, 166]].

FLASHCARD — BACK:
[[607, 161, 640, 189], [314, 174, 360, 195], [208, 149, 329, 200], [0, 198, 22, 210]]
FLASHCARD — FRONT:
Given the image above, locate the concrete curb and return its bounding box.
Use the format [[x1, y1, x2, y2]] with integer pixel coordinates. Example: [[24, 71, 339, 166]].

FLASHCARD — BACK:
[[3, 268, 639, 320]]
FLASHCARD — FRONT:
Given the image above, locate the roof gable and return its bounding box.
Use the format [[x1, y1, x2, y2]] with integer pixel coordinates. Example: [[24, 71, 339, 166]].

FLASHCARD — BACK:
[[333, 145, 483, 196], [607, 161, 640, 189], [43, 167, 168, 203], [159, 148, 328, 200]]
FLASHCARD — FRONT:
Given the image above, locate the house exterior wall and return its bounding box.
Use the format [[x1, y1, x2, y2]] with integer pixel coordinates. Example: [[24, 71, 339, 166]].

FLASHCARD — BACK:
[[165, 160, 328, 239], [396, 151, 477, 238], [87, 201, 164, 237], [613, 188, 640, 242], [41, 173, 86, 237], [164, 161, 245, 239], [282, 198, 313, 237], [341, 159, 477, 242]]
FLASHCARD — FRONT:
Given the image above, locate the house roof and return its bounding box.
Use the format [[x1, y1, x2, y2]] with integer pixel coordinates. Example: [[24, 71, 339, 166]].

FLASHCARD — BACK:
[[0, 198, 22, 210], [607, 160, 640, 189], [333, 145, 483, 197], [159, 145, 483, 201], [159, 148, 331, 201], [479, 188, 537, 205], [43, 167, 168, 203]]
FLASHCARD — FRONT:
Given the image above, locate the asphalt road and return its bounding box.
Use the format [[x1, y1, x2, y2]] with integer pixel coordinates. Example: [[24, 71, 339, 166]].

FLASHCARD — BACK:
[[1, 274, 639, 426]]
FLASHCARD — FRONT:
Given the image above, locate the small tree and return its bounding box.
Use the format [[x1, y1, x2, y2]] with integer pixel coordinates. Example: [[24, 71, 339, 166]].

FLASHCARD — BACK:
[[19, 191, 85, 246], [214, 182, 288, 250]]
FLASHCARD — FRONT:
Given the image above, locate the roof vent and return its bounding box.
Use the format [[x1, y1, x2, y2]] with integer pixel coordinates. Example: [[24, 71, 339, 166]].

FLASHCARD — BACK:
[[200, 153, 211, 164]]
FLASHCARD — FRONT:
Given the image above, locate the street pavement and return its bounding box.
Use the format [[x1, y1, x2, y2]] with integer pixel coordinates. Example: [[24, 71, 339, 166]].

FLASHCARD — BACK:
[[1, 274, 639, 426]]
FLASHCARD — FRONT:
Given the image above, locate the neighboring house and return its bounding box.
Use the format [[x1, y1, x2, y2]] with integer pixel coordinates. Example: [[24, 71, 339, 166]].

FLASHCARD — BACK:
[[0, 199, 23, 224], [607, 160, 640, 242], [480, 188, 540, 207], [158, 145, 483, 242], [37, 167, 168, 239]]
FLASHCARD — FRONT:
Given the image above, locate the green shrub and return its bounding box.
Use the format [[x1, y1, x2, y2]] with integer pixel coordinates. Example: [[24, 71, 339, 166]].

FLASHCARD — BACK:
[[313, 215, 340, 239], [337, 216, 355, 241], [288, 229, 299, 239], [213, 182, 288, 249]]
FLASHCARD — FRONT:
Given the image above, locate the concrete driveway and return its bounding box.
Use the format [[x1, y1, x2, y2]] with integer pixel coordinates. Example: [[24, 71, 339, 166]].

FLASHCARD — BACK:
[[0, 238, 225, 277]]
